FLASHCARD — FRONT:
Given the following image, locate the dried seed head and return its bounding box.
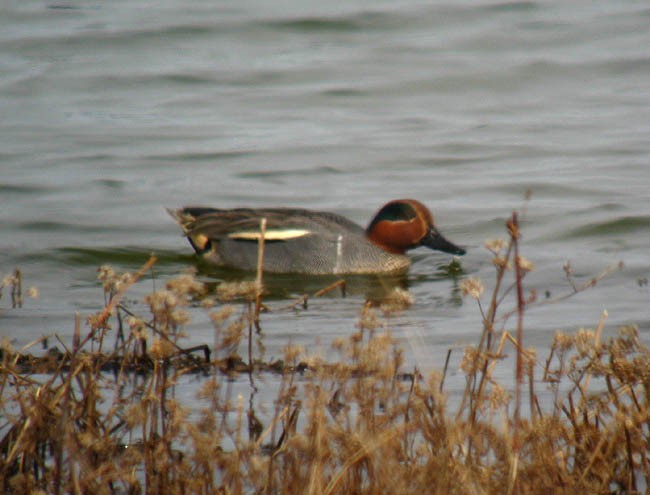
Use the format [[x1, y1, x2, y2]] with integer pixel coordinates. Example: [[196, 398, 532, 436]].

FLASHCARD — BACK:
[[303, 354, 324, 369], [332, 337, 346, 352], [1, 336, 13, 353], [459, 277, 484, 300], [563, 261, 573, 277], [283, 343, 304, 363], [524, 347, 537, 371], [210, 305, 236, 325], [380, 287, 414, 315], [170, 309, 190, 326], [485, 239, 507, 254], [492, 256, 512, 270], [357, 305, 379, 331], [506, 218, 520, 239], [126, 315, 145, 331], [516, 256, 535, 272], [86, 311, 111, 331], [618, 325, 639, 340], [217, 281, 260, 301], [488, 383, 511, 409], [125, 403, 147, 427], [113, 272, 134, 292], [460, 347, 482, 374], [150, 338, 175, 359], [552, 331, 574, 351], [221, 319, 245, 349], [574, 328, 596, 356], [97, 265, 115, 282], [200, 297, 216, 308], [166, 272, 205, 297]]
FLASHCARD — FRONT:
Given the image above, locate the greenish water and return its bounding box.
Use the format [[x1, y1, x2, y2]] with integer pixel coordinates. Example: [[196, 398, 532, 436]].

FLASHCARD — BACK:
[[1, 1, 649, 401]]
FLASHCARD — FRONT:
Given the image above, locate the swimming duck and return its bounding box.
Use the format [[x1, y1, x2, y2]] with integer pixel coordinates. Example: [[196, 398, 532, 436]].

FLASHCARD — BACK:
[[169, 199, 465, 274]]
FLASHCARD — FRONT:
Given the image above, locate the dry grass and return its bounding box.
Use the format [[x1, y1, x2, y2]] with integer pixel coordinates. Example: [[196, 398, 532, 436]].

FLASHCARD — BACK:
[[1, 209, 648, 494]]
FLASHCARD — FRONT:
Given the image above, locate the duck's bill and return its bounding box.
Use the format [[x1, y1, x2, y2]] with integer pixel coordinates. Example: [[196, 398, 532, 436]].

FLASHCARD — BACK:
[[421, 228, 466, 256]]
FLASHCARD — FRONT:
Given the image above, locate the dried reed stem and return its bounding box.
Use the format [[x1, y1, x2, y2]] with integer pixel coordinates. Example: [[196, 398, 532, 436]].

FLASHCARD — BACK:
[[511, 212, 524, 437], [94, 255, 157, 331], [255, 217, 267, 325], [11, 268, 22, 308]]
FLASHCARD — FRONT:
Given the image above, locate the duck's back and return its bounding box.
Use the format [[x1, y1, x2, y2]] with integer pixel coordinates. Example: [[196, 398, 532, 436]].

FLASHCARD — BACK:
[[170, 207, 409, 274]]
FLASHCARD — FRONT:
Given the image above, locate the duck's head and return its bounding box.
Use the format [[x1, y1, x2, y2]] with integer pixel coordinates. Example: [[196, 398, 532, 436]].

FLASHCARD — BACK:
[[366, 199, 466, 256]]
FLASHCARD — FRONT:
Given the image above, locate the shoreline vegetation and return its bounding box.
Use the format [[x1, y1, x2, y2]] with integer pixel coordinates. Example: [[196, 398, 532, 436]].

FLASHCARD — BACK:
[[1, 209, 648, 495]]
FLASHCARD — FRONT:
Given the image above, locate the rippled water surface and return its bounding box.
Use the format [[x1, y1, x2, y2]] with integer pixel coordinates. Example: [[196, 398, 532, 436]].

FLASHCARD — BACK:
[[1, 1, 649, 398]]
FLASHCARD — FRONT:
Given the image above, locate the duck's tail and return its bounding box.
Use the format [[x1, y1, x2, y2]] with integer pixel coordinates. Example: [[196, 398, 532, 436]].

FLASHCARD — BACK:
[[166, 207, 192, 234], [167, 207, 219, 254], [166, 207, 221, 232]]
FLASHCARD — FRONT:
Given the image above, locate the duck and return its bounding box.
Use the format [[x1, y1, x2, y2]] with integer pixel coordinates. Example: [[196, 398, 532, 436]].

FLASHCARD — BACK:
[[168, 199, 465, 275]]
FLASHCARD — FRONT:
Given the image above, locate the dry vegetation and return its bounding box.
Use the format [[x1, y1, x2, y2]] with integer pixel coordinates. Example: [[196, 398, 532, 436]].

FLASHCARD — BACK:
[[1, 211, 648, 494]]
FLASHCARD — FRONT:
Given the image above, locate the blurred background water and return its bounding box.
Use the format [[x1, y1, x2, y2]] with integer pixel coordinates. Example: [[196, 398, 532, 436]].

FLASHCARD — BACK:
[[1, 0, 649, 399]]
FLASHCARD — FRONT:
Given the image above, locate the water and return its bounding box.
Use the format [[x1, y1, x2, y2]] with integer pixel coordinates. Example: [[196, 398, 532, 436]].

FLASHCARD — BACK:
[[1, 1, 649, 401]]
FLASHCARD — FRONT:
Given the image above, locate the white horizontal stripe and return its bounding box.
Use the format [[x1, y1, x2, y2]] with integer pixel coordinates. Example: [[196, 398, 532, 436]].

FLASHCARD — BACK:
[[228, 229, 311, 241]]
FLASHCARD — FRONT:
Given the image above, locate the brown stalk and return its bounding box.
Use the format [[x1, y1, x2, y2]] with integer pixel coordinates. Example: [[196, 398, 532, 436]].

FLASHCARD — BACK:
[[280, 279, 348, 312], [624, 425, 638, 493], [458, 236, 514, 423], [11, 268, 22, 308], [92, 255, 157, 335], [313, 279, 346, 298], [440, 349, 452, 393], [72, 311, 81, 354], [506, 211, 524, 495], [511, 212, 525, 435], [323, 425, 404, 495], [254, 217, 266, 330]]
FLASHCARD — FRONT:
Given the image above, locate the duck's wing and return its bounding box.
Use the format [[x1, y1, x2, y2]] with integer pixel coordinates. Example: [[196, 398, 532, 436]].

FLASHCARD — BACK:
[[168, 207, 364, 248], [169, 207, 284, 239]]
